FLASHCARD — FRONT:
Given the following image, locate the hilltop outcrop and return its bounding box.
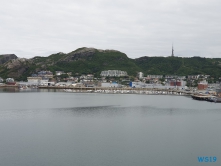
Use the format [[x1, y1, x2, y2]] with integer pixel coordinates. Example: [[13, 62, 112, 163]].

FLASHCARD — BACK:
[[60, 47, 121, 62], [0, 54, 18, 64]]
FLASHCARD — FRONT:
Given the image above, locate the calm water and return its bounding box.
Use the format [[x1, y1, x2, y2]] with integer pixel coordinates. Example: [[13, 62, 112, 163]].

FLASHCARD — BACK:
[[0, 89, 221, 166]]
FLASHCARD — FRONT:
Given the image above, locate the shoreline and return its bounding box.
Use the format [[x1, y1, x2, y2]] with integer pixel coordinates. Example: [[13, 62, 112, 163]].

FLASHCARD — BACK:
[[0, 84, 196, 96], [1, 85, 220, 102], [62, 88, 191, 96]]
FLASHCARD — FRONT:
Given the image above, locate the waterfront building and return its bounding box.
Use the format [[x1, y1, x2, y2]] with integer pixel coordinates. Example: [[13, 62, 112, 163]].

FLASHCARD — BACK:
[[6, 78, 14, 82], [129, 81, 146, 88], [100, 70, 128, 77], [198, 80, 208, 90], [6, 78, 16, 85], [27, 77, 42, 84], [28, 76, 54, 86], [55, 82, 72, 87], [129, 81, 186, 90], [40, 78, 50, 84], [0, 77, 3, 83], [169, 80, 186, 86], [101, 82, 121, 88], [71, 83, 84, 88], [84, 82, 95, 87]]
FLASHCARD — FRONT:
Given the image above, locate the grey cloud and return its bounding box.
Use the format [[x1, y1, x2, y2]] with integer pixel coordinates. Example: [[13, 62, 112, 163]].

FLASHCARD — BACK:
[[0, 0, 221, 58]]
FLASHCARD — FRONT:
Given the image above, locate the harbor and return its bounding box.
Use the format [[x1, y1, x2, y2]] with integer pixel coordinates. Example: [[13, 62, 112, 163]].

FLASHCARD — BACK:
[[1, 90, 221, 166], [1, 83, 221, 103]]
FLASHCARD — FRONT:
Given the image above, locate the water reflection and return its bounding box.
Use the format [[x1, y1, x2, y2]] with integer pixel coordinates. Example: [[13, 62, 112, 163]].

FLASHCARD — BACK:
[[0, 92, 221, 166], [0, 87, 19, 92]]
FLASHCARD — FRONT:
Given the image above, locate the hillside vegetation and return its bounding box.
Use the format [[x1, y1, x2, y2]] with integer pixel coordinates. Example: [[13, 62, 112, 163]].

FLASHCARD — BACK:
[[0, 47, 221, 81], [135, 56, 221, 79]]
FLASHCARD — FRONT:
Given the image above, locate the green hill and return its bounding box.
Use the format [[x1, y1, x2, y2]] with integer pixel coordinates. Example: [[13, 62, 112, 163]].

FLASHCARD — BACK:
[[135, 56, 221, 80], [0, 47, 221, 81]]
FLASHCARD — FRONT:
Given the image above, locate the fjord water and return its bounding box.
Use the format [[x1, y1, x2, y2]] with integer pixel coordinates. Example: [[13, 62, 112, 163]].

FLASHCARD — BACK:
[[0, 90, 221, 166]]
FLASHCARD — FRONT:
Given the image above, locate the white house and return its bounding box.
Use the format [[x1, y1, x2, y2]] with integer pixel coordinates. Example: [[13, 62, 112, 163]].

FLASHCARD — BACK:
[[100, 70, 128, 77]]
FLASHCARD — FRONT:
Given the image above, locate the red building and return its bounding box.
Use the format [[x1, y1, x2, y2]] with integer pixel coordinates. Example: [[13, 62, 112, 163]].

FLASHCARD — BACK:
[[170, 81, 182, 86], [198, 83, 208, 90], [6, 82, 16, 85], [176, 81, 181, 86]]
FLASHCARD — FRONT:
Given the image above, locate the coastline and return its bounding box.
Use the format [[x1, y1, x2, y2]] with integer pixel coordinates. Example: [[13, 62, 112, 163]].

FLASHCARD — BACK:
[[1, 85, 220, 103], [41, 86, 193, 96], [0, 84, 192, 95]]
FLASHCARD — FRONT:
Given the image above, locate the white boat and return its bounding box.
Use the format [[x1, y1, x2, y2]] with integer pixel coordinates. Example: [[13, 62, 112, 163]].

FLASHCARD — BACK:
[[64, 89, 73, 92]]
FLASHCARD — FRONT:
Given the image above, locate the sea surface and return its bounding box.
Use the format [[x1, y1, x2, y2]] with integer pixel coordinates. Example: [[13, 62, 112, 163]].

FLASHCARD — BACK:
[[0, 88, 221, 166]]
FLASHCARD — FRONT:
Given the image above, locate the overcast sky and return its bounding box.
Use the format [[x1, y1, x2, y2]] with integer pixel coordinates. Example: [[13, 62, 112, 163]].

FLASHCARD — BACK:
[[0, 0, 221, 59]]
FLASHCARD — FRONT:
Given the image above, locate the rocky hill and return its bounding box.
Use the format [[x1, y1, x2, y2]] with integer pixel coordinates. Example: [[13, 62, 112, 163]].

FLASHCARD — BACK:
[[0, 54, 18, 64], [0, 48, 141, 80]]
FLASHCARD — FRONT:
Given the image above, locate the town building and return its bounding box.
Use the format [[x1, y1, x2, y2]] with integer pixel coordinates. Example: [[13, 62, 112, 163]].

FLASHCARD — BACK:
[[198, 80, 208, 90], [101, 82, 121, 88], [70, 83, 84, 88], [37, 71, 53, 78], [67, 72, 72, 76], [146, 75, 163, 79], [137, 72, 144, 79], [188, 75, 200, 80], [165, 75, 175, 79], [129, 81, 186, 90], [67, 77, 78, 83], [165, 75, 186, 80], [40, 78, 50, 84], [216, 88, 221, 97], [169, 80, 186, 86], [80, 75, 87, 80], [27, 76, 55, 86], [177, 76, 186, 80], [55, 82, 72, 87], [100, 70, 128, 77], [129, 81, 146, 88], [86, 74, 94, 80], [55, 71, 65, 76], [6, 78, 16, 85], [27, 77, 42, 84]]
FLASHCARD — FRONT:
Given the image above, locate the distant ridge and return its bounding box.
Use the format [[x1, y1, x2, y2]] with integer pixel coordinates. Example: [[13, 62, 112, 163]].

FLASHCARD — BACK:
[[0, 47, 221, 81]]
